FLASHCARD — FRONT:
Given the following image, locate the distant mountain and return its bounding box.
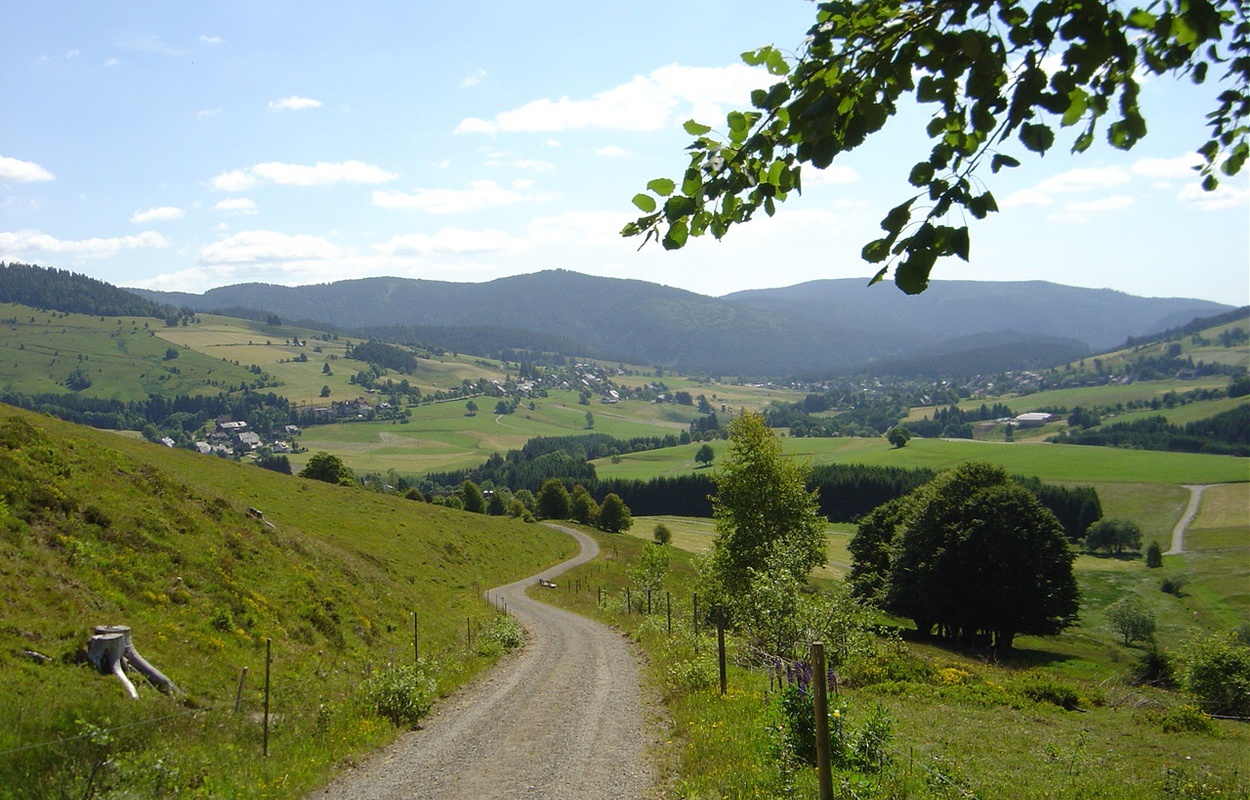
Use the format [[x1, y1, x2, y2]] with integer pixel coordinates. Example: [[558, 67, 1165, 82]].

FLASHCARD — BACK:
[[129, 270, 1232, 377]]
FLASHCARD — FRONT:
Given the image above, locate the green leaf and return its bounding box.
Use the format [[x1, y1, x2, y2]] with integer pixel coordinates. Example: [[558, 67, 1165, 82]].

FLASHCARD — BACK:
[[895, 248, 936, 295], [647, 178, 676, 197], [880, 198, 915, 235], [683, 120, 713, 136], [663, 195, 696, 222], [950, 226, 970, 261], [908, 162, 935, 187], [1020, 123, 1055, 154], [862, 238, 891, 263], [990, 154, 1020, 173], [1061, 88, 1088, 127], [765, 49, 791, 76], [681, 168, 703, 197], [631, 194, 656, 213], [662, 220, 689, 250]]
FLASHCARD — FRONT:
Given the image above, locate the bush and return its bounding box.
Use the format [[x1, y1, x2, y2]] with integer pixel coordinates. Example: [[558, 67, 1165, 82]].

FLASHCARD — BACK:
[[358, 664, 438, 729], [475, 615, 524, 656], [1161, 574, 1190, 596], [1016, 677, 1082, 710], [1131, 648, 1175, 687], [1146, 541, 1164, 568], [772, 684, 893, 772], [1177, 634, 1250, 716]]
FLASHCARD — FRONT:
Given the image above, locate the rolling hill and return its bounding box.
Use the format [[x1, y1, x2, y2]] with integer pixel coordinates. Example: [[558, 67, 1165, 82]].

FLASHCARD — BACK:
[[130, 271, 1231, 377]]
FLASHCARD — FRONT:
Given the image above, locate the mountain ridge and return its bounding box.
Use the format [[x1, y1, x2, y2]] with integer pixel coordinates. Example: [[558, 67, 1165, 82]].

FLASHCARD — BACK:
[[128, 270, 1233, 376]]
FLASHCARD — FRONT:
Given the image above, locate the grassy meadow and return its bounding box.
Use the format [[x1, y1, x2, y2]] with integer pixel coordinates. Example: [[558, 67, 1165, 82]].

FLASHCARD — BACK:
[[0, 406, 574, 799]]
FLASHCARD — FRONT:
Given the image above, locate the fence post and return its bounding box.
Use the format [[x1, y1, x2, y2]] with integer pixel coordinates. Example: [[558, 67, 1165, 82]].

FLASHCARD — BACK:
[[647, 589, 652, 615], [626, 588, 631, 614], [716, 604, 727, 696], [234, 666, 248, 713], [263, 638, 271, 758], [693, 592, 699, 652], [666, 591, 672, 635], [812, 642, 833, 800]]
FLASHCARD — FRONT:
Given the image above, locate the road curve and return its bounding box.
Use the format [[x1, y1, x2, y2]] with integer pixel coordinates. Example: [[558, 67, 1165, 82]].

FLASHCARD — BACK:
[[311, 524, 657, 800], [1166, 484, 1209, 555]]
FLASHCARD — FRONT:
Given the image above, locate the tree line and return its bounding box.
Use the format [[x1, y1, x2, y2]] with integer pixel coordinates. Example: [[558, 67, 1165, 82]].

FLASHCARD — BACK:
[[1051, 405, 1250, 457], [0, 262, 191, 323]]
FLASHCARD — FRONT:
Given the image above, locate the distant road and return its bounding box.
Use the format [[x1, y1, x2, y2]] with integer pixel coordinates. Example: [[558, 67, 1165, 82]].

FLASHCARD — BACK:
[[1167, 484, 1211, 555], [310, 524, 658, 800]]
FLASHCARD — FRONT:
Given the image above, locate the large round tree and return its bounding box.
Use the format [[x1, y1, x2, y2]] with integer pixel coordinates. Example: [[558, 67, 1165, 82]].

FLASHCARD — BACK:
[[853, 462, 1079, 650]]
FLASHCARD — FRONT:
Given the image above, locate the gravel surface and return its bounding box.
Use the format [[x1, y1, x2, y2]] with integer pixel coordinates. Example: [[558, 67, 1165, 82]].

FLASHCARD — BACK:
[[311, 524, 660, 800]]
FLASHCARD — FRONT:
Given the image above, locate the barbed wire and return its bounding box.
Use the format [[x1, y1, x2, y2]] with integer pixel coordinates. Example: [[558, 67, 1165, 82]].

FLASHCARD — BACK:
[[0, 706, 210, 757]]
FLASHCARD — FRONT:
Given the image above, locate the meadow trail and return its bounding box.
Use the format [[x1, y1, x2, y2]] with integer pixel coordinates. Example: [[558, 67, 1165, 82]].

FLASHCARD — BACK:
[[310, 524, 659, 800], [1166, 483, 1210, 555]]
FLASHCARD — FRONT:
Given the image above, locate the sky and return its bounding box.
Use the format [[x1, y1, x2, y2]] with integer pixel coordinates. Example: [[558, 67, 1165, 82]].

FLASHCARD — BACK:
[[2, 1, 1247, 305]]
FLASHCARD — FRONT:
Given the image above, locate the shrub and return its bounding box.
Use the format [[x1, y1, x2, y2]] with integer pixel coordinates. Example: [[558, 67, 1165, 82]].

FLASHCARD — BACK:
[[1177, 634, 1250, 716], [475, 615, 524, 656], [1131, 648, 1175, 687], [1146, 541, 1164, 568], [1155, 705, 1216, 735], [1106, 594, 1156, 646], [358, 664, 437, 729], [1161, 574, 1190, 596], [1016, 677, 1082, 710]]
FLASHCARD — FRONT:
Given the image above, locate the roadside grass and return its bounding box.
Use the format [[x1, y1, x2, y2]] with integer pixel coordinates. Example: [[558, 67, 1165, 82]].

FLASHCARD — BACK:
[[541, 524, 1249, 799], [0, 406, 573, 799]]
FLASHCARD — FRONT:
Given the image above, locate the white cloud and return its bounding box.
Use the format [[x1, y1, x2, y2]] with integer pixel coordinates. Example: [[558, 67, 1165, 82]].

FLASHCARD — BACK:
[[198, 230, 342, 264], [802, 165, 858, 185], [196, 107, 222, 120], [375, 228, 526, 257], [130, 206, 184, 223], [372, 180, 527, 214], [595, 145, 633, 157], [1035, 166, 1132, 194], [455, 62, 766, 134], [1000, 188, 1054, 209], [200, 35, 223, 44], [114, 35, 186, 57], [268, 96, 322, 112], [0, 229, 167, 260], [1178, 181, 1248, 210], [66, 49, 80, 59], [104, 58, 119, 67], [211, 160, 397, 190], [0, 155, 55, 182], [1132, 154, 1202, 180], [514, 159, 554, 171], [1046, 195, 1135, 222], [461, 69, 487, 88], [214, 198, 258, 214]]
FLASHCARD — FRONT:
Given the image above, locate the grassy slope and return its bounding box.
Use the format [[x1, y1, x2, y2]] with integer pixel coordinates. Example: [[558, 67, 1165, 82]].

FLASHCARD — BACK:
[[0, 405, 573, 799]]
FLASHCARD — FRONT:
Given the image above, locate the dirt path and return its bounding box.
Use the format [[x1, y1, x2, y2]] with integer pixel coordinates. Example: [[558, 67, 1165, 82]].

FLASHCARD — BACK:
[[1166, 484, 1209, 555], [310, 524, 658, 800]]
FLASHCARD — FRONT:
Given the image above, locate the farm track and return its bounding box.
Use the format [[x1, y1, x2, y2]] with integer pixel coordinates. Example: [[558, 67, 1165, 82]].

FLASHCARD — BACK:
[[1167, 483, 1210, 555], [310, 524, 659, 800]]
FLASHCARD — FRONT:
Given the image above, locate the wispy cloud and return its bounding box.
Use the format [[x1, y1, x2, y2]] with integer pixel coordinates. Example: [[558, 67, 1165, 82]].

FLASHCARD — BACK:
[[595, 145, 633, 158], [130, 206, 184, 223], [1132, 154, 1202, 180], [66, 49, 80, 59], [196, 107, 222, 120], [200, 35, 223, 45], [0, 229, 168, 260], [198, 230, 341, 264], [372, 180, 528, 214], [1034, 166, 1131, 194], [211, 160, 397, 191], [375, 228, 525, 257], [1046, 195, 1135, 222], [104, 58, 119, 68], [803, 165, 858, 185], [461, 69, 487, 88], [268, 96, 322, 112], [214, 198, 258, 214], [0, 155, 55, 182], [114, 34, 187, 57], [455, 63, 766, 134], [1178, 181, 1247, 210]]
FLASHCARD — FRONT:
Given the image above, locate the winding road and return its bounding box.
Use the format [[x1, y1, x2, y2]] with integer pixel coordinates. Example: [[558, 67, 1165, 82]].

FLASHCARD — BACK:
[[311, 524, 658, 800]]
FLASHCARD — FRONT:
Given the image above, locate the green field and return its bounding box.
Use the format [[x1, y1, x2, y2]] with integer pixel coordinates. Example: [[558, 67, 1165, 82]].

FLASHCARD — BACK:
[[596, 435, 1250, 485]]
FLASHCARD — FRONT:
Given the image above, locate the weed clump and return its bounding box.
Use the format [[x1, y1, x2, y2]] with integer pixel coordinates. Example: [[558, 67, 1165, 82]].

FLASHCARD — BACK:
[[358, 664, 437, 729]]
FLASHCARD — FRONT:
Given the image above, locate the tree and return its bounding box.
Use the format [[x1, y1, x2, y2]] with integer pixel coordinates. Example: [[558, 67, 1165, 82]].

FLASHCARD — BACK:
[[460, 480, 486, 514], [1106, 594, 1156, 646], [628, 541, 670, 594], [163, 347, 179, 361], [708, 412, 826, 600], [694, 442, 715, 467], [486, 490, 509, 516], [465, 400, 478, 416], [623, 0, 1246, 294], [852, 461, 1078, 649], [653, 522, 673, 545], [323, 362, 332, 375], [320, 385, 331, 397], [1084, 517, 1144, 555], [597, 493, 633, 533], [569, 483, 599, 525], [585, 411, 595, 429], [886, 425, 911, 448], [1146, 540, 1164, 568], [255, 452, 292, 475], [299, 452, 354, 486], [536, 479, 570, 520]]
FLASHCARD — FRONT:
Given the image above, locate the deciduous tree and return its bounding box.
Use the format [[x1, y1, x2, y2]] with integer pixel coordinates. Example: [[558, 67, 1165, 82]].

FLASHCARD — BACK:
[[624, 0, 1247, 293], [597, 492, 633, 533], [536, 479, 570, 520], [299, 451, 354, 486]]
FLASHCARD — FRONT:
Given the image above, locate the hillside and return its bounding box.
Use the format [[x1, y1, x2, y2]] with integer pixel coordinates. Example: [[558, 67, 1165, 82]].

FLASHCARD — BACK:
[[0, 406, 572, 798], [129, 270, 1232, 377]]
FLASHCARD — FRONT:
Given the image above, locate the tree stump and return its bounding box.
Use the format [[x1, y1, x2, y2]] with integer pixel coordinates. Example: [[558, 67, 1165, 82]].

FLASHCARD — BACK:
[[87, 625, 180, 698]]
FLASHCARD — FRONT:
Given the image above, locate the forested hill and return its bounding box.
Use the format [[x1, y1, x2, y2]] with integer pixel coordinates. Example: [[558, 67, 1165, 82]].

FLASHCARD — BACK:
[[130, 270, 1232, 377], [0, 262, 177, 319]]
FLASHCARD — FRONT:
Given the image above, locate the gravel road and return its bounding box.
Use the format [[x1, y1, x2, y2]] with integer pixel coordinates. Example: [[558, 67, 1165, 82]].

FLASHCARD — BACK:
[[311, 524, 659, 800]]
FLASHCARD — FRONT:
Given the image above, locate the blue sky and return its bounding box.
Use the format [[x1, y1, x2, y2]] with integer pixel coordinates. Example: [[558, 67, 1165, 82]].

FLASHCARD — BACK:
[[2, 1, 1247, 305]]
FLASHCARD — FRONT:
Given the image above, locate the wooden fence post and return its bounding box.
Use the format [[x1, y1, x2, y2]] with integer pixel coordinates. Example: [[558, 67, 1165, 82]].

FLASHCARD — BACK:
[[812, 642, 833, 800], [234, 666, 248, 713]]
